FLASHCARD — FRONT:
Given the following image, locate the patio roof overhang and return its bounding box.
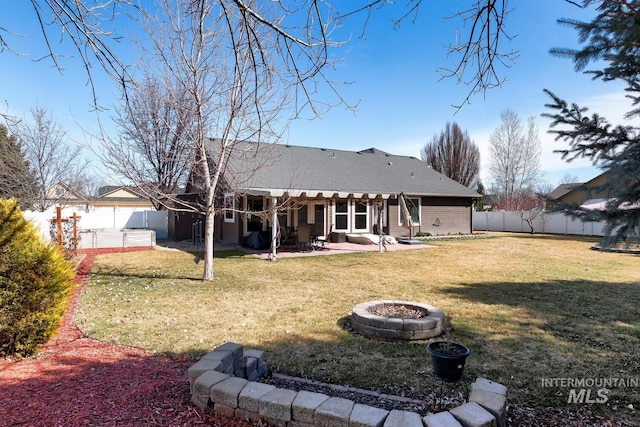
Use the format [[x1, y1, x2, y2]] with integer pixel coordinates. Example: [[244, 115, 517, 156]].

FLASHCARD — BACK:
[[242, 188, 396, 199]]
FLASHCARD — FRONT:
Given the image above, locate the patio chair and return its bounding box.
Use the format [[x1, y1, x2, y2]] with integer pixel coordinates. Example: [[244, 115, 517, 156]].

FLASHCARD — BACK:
[[310, 224, 327, 250], [296, 225, 312, 251]]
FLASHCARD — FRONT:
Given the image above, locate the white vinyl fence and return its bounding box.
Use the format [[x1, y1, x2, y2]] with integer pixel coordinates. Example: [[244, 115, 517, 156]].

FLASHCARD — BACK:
[[24, 206, 168, 248], [472, 211, 607, 236]]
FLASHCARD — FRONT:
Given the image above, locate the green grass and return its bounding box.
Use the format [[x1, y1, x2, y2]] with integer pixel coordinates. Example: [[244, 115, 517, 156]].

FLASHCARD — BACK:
[[75, 233, 640, 422]]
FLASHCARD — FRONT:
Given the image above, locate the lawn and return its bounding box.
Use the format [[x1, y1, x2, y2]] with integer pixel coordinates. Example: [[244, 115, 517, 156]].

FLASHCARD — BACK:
[[75, 233, 640, 422]]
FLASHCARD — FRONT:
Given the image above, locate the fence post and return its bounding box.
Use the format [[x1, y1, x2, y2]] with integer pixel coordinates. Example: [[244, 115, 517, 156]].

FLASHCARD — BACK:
[[56, 206, 63, 247]]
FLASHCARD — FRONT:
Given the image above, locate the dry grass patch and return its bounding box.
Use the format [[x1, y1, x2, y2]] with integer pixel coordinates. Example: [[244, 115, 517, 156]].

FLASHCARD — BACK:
[[76, 234, 640, 422]]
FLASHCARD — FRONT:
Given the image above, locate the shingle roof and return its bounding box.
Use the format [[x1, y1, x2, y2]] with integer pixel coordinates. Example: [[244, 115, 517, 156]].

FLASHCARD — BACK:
[[548, 183, 583, 201], [212, 140, 479, 199]]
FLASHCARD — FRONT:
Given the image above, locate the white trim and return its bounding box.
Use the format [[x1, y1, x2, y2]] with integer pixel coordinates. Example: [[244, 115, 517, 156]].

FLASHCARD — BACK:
[[224, 193, 235, 223], [243, 194, 267, 236], [333, 200, 349, 231], [373, 200, 387, 227], [332, 199, 370, 233], [352, 200, 369, 232], [398, 197, 421, 226]]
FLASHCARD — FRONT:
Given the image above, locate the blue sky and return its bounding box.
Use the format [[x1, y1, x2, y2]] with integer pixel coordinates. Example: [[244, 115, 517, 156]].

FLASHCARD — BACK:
[[2, 1, 634, 189]]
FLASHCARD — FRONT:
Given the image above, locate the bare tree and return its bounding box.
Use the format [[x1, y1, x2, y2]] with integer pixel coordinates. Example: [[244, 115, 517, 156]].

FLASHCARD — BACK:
[[11, 105, 88, 211], [104, 74, 196, 209], [493, 191, 546, 233], [100, 0, 317, 280], [69, 172, 108, 200], [421, 122, 480, 188], [2, 1, 532, 115], [559, 173, 580, 184], [436, 0, 518, 109], [488, 109, 542, 210], [0, 1, 138, 115]]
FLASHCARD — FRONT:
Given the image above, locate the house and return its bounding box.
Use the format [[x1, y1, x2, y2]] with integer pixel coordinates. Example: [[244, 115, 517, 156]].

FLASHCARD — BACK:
[[44, 182, 89, 210], [546, 172, 611, 209], [84, 186, 158, 231], [94, 186, 156, 209], [170, 141, 480, 245]]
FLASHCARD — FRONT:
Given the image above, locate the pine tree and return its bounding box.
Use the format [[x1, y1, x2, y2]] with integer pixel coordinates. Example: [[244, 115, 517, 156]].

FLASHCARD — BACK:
[[0, 124, 37, 209], [544, 0, 640, 247], [475, 180, 486, 211]]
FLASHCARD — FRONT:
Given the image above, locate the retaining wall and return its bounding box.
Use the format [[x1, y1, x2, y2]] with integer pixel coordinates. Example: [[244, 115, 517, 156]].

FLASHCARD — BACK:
[[189, 342, 508, 427]]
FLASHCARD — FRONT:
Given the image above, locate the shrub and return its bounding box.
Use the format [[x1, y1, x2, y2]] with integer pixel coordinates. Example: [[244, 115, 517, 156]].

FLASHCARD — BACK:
[[415, 231, 432, 237], [0, 199, 74, 357]]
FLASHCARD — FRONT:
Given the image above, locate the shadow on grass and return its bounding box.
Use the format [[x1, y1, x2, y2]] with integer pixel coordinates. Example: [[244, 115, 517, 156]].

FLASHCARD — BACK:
[[439, 279, 640, 326], [90, 267, 201, 281]]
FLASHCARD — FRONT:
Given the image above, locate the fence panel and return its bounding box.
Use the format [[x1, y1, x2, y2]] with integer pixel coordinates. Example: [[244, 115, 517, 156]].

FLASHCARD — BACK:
[[24, 206, 168, 244], [473, 211, 606, 236], [77, 230, 156, 249]]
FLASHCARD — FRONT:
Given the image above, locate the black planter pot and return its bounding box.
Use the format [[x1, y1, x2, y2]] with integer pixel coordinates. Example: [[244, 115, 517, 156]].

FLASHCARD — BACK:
[[426, 341, 471, 382]]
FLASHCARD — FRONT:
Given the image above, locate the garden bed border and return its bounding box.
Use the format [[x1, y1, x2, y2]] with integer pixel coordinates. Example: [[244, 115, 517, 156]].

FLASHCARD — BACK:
[[189, 342, 509, 427]]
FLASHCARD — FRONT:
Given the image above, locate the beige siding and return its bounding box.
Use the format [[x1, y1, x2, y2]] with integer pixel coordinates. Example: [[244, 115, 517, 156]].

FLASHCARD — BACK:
[[387, 197, 472, 237], [421, 205, 470, 234]]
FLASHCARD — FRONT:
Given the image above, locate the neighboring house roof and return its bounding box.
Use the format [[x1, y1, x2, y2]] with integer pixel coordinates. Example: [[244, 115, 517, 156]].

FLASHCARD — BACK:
[[94, 186, 153, 205], [47, 182, 85, 199], [551, 171, 611, 205], [547, 182, 583, 201], [207, 140, 480, 199], [45, 182, 88, 207]]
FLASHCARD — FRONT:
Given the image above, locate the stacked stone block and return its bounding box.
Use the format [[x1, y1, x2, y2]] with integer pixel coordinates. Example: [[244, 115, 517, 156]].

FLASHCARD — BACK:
[[189, 342, 508, 427]]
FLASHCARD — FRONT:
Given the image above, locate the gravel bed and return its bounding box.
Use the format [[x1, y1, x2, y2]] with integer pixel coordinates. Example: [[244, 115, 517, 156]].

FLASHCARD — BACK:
[[260, 372, 468, 416], [368, 304, 427, 319]]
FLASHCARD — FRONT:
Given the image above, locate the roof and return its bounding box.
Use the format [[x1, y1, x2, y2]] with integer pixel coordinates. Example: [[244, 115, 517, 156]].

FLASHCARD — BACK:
[[94, 186, 153, 205], [98, 186, 146, 199], [209, 141, 480, 199], [548, 183, 583, 201]]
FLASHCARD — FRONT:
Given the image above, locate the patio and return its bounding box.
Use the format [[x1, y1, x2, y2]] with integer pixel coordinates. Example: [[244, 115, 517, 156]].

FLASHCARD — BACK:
[[241, 240, 436, 260]]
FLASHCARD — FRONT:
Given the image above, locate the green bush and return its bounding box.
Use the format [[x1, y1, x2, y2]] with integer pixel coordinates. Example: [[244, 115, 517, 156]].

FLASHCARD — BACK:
[[0, 199, 74, 357]]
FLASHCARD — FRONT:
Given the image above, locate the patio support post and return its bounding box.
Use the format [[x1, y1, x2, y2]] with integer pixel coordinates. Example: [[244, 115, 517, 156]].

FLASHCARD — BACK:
[[377, 200, 383, 253], [271, 197, 277, 260]]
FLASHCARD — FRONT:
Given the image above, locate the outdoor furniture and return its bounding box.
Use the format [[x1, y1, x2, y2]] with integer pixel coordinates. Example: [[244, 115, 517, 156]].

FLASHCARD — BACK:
[[310, 224, 327, 250], [296, 225, 312, 251], [330, 231, 346, 243]]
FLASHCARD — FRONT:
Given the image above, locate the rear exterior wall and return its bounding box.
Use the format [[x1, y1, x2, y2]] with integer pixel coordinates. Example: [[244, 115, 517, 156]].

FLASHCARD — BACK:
[[387, 197, 473, 237]]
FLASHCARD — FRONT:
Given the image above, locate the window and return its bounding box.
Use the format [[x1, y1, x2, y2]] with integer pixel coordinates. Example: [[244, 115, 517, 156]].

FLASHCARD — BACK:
[[298, 205, 308, 225], [244, 195, 265, 234], [224, 193, 235, 223], [353, 201, 368, 231], [332, 200, 369, 232], [334, 201, 348, 230], [399, 197, 421, 226], [372, 201, 387, 227]]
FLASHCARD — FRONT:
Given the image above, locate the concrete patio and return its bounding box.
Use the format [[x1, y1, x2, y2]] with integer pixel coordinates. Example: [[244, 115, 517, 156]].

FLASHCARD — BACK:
[[240, 240, 436, 260], [157, 238, 437, 259]]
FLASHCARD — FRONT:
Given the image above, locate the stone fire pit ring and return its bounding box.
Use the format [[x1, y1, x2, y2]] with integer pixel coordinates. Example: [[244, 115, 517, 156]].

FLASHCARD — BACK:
[[351, 300, 445, 341]]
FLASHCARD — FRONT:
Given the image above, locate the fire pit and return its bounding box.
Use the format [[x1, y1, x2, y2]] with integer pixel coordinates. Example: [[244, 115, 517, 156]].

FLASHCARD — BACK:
[[351, 300, 445, 341]]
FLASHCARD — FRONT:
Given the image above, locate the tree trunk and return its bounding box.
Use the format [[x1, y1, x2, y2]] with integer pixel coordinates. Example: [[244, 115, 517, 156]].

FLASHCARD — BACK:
[[203, 212, 215, 280]]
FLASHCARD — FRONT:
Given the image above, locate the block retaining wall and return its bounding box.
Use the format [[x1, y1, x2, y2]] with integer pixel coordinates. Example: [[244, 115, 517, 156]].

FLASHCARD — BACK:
[[189, 342, 509, 427]]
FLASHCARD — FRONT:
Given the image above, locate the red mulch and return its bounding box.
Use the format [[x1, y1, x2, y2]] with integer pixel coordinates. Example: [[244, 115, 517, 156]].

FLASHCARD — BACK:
[[0, 247, 256, 427]]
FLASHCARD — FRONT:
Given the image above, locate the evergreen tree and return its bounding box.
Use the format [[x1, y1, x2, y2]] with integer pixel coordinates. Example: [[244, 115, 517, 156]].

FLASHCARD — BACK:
[[544, 0, 640, 247], [475, 180, 486, 211], [0, 124, 36, 208]]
